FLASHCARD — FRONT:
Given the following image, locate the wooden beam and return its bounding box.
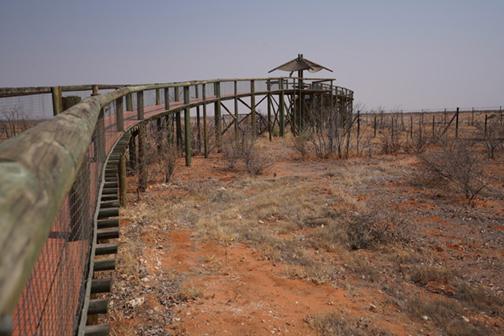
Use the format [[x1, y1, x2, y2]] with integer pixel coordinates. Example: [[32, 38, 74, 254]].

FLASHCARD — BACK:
[[93, 259, 116, 272], [97, 228, 120, 240], [84, 324, 110, 336], [97, 219, 119, 229], [91, 279, 112, 294], [87, 299, 109, 314], [95, 243, 118, 256]]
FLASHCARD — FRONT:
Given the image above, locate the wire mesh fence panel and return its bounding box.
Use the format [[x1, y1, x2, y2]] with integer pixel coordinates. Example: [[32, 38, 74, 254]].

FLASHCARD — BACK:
[[236, 80, 249, 95], [0, 94, 53, 141], [220, 81, 233, 97], [254, 80, 268, 93], [205, 83, 215, 98], [11, 144, 99, 335]]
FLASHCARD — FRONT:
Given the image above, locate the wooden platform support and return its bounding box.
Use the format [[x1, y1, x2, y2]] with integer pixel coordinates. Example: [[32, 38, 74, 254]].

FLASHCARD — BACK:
[[87, 299, 109, 315], [184, 86, 192, 166], [84, 324, 110, 336]]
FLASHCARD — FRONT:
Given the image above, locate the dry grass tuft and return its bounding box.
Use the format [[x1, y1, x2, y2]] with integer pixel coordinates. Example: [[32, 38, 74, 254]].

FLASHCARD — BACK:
[[305, 311, 393, 336]]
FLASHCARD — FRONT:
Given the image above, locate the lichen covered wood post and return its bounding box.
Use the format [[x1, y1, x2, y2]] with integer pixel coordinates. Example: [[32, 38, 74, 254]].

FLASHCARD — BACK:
[[115, 96, 124, 132], [202, 83, 208, 158], [175, 87, 183, 149], [214, 82, 222, 149], [267, 79, 272, 141], [250, 80, 256, 135], [129, 131, 137, 170], [137, 91, 144, 120], [126, 93, 133, 111], [119, 152, 127, 208], [234, 81, 239, 139], [196, 85, 201, 153], [184, 86, 192, 166], [164, 88, 172, 144], [137, 91, 147, 192], [279, 78, 285, 137], [51, 86, 63, 116], [138, 125, 147, 192]]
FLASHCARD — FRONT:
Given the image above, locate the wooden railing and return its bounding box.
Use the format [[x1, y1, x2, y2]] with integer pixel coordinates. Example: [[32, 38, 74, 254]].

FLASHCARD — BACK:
[[0, 77, 353, 335]]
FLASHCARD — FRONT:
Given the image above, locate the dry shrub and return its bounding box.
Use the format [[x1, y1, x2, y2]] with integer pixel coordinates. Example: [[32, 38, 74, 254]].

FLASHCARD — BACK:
[[454, 279, 504, 313], [405, 296, 463, 324], [410, 264, 456, 286], [291, 135, 310, 159], [446, 318, 492, 336], [175, 283, 203, 302], [220, 131, 273, 175], [417, 139, 489, 202], [346, 210, 411, 250], [305, 311, 392, 336]]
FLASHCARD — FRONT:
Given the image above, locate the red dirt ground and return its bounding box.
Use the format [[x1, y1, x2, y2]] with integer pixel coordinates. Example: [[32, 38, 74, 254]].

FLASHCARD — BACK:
[[105, 137, 504, 336]]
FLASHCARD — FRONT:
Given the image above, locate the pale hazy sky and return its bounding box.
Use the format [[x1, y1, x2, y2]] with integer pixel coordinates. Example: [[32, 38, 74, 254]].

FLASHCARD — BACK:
[[1, 0, 502, 111]]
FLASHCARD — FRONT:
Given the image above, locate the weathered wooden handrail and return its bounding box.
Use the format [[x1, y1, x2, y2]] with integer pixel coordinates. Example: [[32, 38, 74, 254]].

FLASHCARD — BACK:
[[0, 77, 354, 331]]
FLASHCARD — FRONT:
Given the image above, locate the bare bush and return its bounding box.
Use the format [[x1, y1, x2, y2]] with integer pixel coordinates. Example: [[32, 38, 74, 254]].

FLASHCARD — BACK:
[[220, 130, 273, 175], [346, 210, 411, 250], [147, 131, 180, 183], [477, 116, 504, 159], [0, 107, 36, 140], [417, 140, 489, 202]]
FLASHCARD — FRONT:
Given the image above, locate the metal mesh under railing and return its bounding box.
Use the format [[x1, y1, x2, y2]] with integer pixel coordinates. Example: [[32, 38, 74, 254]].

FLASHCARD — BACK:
[[10, 109, 106, 335]]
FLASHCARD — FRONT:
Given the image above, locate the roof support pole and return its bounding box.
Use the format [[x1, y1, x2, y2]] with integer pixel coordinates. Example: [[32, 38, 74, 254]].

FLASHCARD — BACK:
[[267, 79, 272, 141]]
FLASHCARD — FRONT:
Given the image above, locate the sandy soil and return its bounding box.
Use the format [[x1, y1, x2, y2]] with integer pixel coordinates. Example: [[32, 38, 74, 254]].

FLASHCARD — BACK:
[[105, 136, 504, 336]]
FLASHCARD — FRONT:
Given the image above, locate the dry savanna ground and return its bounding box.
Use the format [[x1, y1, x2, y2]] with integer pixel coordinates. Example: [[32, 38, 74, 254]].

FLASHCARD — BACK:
[[103, 115, 504, 336]]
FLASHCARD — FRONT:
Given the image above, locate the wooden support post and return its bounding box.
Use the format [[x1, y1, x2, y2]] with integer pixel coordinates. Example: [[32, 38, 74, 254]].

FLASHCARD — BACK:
[[455, 107, 459, 139], [250, 80, 256, 135], [126, 93, 133, 111], [164, 87, 170, 110], [472, 107, 474, 125], [374, 115, 377, 138], [234, 81, 239, 139], [432, 115, 435, 138], [156, 88, 160, 105], [175, 87, 182, 149], [62, 96, 81, 111], [356, 110, 360, 157], [138, 125, 147, 192], [214, 82, 222, 149], [51, 86, 63, 116], [196, 85, 201, 153], [137, 91, 144, 120], [129, 131, 137, 170], [119, 153, 127, 208], [116, 96, 124, 132], [87, 299, 109, 315], [279, 79, 285, 137], [91, 279, 112, 294], [84, 324, 110, 336], [184, 86, 192, 166], [156, 118, 162, 156], [92, 85, 99, 95], [203, 84, 208, 158], [484, 114, 488, 137], [267, 79, 272, 141]]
